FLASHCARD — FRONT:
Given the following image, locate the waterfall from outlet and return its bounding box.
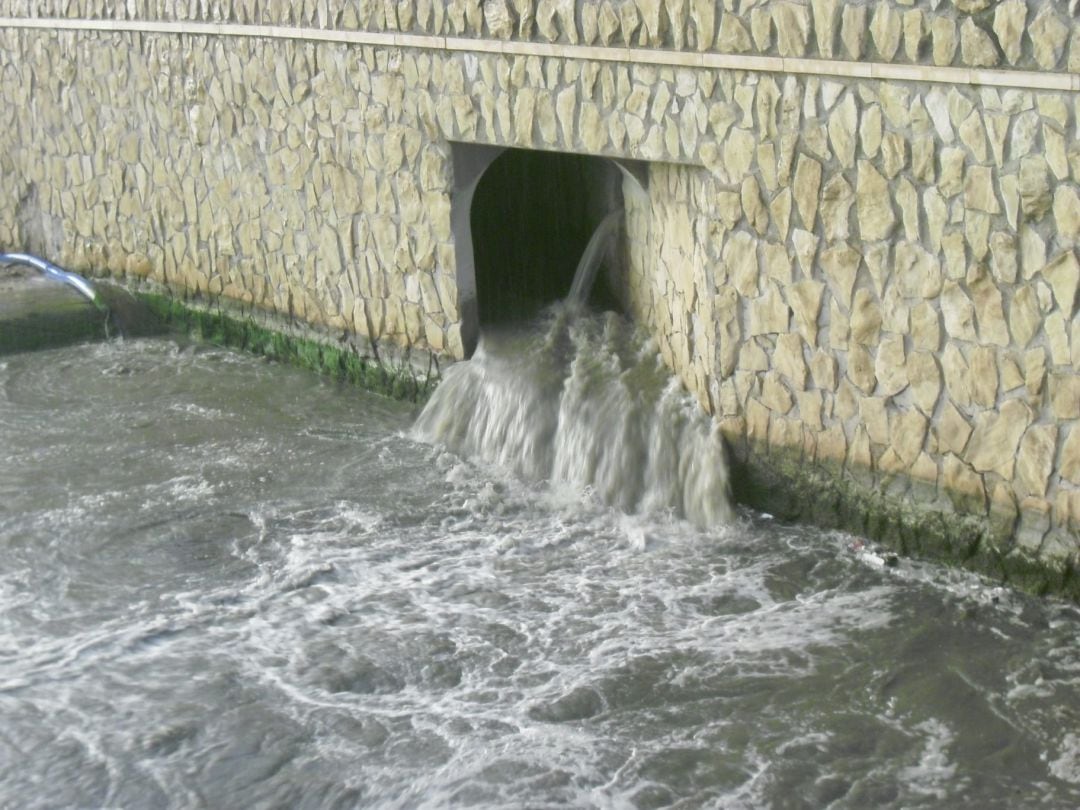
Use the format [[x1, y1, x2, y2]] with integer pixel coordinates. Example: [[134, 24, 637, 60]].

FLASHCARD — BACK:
[[566, 209, 622, 308], [413, 302, 734, 528]]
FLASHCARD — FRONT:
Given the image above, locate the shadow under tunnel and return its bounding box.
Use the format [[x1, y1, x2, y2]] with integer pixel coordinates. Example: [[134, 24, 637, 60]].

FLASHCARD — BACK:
[[469, 148, 625, 327]]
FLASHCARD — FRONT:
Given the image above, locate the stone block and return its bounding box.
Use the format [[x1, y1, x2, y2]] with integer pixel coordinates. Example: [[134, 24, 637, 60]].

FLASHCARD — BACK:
[[965, 399, 1032, 479], [1062, 426, 1080, 485], [856, 161, 895, 241], [1017, 424, 1057, 497], [1050, 374, 1080, 419]]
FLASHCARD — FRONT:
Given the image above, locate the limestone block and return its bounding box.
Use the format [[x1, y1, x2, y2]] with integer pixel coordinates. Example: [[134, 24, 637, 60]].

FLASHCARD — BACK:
[[870, 5, 901, 60], [725, 231, 759, 296], [741, 176, 768, 235], [773, 3, 810, 57], [1062, 427, 1080, 485], [750, 6, 773, 51], [876, 334, 908, 397], [840, 5, 866, 60], [939, 148, 966, 199], [860, 104, 883, 159], [723, 128, 756, 181], [942, 344, 972, 407], [969, 346, 998, 408], [716, 13, 751, 53], [619, 1, 641, 43], [689, 0, 715, 50], [850, 288, 881, 347], [762, 241, 793, 286], [907, 351, 942, 415], [856, 161, 895, 241], [1001, 353, 1025, 392], [965, 399, 1033, 479], [982, 113, 1008, 168], [1030, 9, 1069, 71], [820, 243, 860, 308], [1009, 286, 1042, 348], [787, 279, 824, 346], [1053, 187, 1080, 245], [769, 189, 793, 241], [1021, 226, 1048, 280], [846, 425, 871, 471], [945, 457, 985, 512], [811, 349, 838, 390], [941, 281, 977, 341], [1042, 251, 1080, 318], [989, 231, 1018, 284], [793, 155, 822, 232], [911, 302, 941, 352], [792, 229, 818, 277], [819, 175, 854, 242], [811, 0, 839, 58], [896, 179, 919, 243], [931, 16, 957, 66], [596, 2, 620, 44], [939, 401, 974, 456], [762, 372, 794, 414], [847, 344, 876, 394], [926, 88, 955, 142], [960, 18, 999, 67], [861, 396, 889, 445], [863, 244, 890, 299], [924, 189, 948, 253], [966, 267, 1009, 347], [803, 123, 832, 163], [1017, 424, 1057, 497], [739, 338, 770, 373], [1011, 111, 1041, 163], [749, 281, 790, 336], [902, 9, 925, 63], [955, 113, 988, 165], [484, 0, 514, 38], [774, 333, 808, 389], [1019, 347, 1045, 397], [827, 94, 857, 170], [561, 88, 578, 146], [1047, 311, 1073, 367], [891, 411, 928, 467], [1074, 315, 1080, 370], [1050, 374, 1080, 419]]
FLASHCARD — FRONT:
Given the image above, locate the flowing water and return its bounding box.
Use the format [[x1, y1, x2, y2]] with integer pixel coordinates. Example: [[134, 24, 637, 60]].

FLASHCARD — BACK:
[[2, 320, 1080, 809]]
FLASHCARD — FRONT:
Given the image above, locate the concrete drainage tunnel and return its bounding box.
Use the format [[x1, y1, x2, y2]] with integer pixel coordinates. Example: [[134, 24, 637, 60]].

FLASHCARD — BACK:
[[450, 144, 645, 351]]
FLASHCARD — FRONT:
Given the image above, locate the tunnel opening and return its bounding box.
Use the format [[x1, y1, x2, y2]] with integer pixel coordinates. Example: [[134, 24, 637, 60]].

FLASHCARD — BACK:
[[468, 148, 625, 327]]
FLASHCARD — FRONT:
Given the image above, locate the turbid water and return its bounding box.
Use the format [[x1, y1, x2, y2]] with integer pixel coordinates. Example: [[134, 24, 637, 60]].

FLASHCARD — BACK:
[[2, 317, 1080, 809]]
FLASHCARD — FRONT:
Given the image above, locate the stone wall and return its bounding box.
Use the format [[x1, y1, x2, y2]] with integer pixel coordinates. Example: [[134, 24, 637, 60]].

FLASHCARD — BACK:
[[1, 1, 1079, 585]]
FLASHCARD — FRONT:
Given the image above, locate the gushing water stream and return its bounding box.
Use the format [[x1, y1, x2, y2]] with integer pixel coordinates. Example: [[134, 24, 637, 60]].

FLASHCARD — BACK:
[[414, 306, 733, 528]]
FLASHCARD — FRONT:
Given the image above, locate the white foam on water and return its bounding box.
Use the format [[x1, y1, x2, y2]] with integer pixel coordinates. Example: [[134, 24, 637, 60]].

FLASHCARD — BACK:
[[1050, 733, 1080, 784], [414, 307, 734, 528]]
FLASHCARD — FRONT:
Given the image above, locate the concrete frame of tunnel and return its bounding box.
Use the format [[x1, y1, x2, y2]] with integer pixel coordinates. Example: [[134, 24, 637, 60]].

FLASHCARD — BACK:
[[449, 144, 649, 357]]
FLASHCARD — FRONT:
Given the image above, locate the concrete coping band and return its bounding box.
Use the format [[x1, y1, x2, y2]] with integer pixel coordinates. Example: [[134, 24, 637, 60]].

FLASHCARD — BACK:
[[1, 16, 1078, 93]]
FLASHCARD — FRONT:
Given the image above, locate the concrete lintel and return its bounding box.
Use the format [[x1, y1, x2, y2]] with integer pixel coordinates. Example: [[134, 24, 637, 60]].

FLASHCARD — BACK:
[[0, 17, 1077, 93]]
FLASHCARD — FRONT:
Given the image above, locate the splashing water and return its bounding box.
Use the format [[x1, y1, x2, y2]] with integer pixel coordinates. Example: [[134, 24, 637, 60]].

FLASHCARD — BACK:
[[3, 339, 1080, 808], [413, 305, 734, 528]]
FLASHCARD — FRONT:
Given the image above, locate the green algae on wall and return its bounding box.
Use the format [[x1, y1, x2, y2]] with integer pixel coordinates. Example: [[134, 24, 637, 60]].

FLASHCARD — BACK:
[[138, 292, 439, 403]]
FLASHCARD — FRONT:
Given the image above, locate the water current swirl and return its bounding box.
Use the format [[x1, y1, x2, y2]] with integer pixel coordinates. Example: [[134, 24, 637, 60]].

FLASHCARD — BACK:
[[1, 333, 1079, 808]]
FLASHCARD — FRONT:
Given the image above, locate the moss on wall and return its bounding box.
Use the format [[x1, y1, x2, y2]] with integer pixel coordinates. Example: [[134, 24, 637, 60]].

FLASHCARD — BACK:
[[138, 292, 438, 403]]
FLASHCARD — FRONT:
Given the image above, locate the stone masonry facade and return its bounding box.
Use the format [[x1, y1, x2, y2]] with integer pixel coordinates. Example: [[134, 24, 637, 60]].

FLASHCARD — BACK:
[[1, 0, 1079, 582]]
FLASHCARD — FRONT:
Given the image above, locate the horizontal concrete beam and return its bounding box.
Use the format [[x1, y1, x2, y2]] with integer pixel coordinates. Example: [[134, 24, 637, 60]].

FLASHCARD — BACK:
[[1, 16, 1078, 92]]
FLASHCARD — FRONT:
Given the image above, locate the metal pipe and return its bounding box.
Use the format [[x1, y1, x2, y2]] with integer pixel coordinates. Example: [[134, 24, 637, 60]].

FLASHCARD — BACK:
[[0, 252, 101, 306]]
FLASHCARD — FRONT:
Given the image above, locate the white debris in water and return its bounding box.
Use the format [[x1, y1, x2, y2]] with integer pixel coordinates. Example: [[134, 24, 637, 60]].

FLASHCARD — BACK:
[[1050, 733, 1080, 784], [898, 719, 959, 800]]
